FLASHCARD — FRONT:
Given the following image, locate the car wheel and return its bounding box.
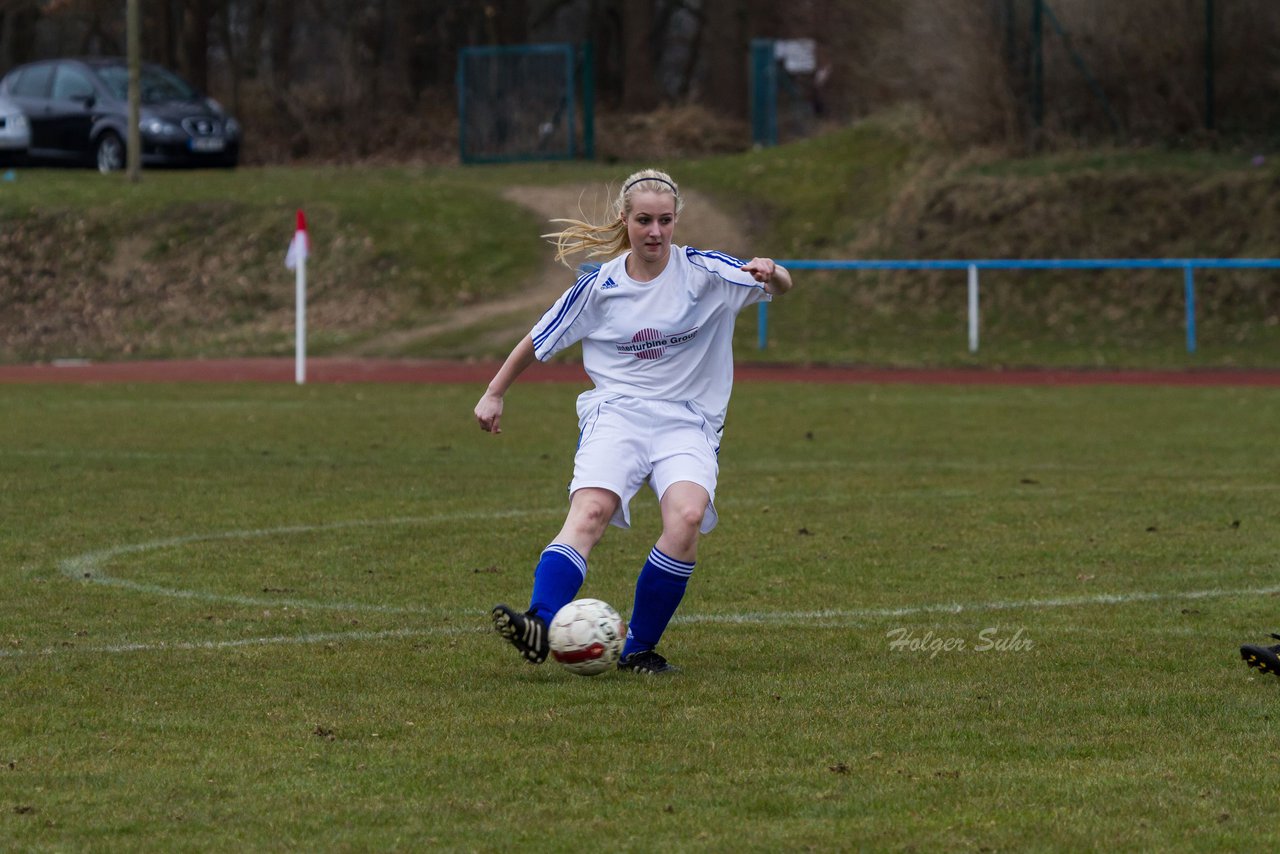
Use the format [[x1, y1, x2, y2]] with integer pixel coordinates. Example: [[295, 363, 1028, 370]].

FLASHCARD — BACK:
[[95, 132, 125, 174]]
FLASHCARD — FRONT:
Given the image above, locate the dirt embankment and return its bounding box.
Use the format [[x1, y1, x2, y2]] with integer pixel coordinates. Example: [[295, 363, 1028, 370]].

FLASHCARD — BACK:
[[354, 183, 747, 357]]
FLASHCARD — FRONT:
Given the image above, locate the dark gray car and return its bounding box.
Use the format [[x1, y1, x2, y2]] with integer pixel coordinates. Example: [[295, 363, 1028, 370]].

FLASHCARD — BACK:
[[0, 57, 240, 172]]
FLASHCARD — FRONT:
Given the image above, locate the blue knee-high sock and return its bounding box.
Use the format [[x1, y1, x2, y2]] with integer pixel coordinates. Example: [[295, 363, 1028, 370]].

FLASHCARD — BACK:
[[528, 543, 587, 625], [622, 546, 694, 657]]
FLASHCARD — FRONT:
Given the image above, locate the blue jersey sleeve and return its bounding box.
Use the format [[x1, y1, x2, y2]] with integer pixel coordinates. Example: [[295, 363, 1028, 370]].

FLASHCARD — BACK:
[[684, 247, 772, 313]]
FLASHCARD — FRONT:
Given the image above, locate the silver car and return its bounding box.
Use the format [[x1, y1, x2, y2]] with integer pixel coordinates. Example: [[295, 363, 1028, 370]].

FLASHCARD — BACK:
[[0, 93, 30, 163]]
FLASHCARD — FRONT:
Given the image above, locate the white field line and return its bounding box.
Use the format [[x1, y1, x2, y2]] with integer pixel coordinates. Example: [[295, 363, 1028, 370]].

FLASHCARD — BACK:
[[0, 627, 470, 658], [55, 511, 561, 615], [671, 584, 1280, 625], [11, 515, 1274, 660], [7, 585, 1278, 660]]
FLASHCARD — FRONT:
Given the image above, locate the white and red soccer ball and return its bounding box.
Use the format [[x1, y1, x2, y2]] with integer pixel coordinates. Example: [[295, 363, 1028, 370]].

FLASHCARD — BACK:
[[548, 598, 626, 676]]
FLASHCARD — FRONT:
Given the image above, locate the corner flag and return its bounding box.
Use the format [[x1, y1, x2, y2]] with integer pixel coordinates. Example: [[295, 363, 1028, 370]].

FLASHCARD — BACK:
[[285, 209, 309, 270], [287, 209, 309, 384]]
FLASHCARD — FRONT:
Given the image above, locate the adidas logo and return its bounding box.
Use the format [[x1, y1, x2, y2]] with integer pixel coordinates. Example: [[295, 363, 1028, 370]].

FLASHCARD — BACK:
[[600, 277, 619, 290]]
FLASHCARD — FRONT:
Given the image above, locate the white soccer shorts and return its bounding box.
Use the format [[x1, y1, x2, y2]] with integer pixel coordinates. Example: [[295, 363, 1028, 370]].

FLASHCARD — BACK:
[[569, 395, 720, 533]]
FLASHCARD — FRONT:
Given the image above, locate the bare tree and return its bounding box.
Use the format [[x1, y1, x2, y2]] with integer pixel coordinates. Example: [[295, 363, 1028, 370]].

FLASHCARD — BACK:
[[184, 0, 212, 92], [4, 0, 1277, 159], [0, 2, 41, 71], [621, 1, 657, 110], [267, 0, 296, 89], [700, 0, 747, 118]]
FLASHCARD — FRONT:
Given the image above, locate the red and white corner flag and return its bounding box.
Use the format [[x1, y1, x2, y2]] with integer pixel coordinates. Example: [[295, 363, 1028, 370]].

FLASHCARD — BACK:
[[285, 209, 309, 270], [288, 209, 309, 384]]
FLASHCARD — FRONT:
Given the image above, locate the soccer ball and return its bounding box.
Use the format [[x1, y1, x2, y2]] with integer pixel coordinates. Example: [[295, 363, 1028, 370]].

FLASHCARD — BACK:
[[548, 598, 626, 676]]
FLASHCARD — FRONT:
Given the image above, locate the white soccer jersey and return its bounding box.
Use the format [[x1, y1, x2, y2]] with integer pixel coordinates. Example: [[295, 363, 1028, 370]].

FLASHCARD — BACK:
[[531, 245, 771, 435]]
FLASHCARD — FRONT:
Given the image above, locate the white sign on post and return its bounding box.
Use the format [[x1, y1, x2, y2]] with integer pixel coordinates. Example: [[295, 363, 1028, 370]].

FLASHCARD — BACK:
[[774, 39, 816, 74]]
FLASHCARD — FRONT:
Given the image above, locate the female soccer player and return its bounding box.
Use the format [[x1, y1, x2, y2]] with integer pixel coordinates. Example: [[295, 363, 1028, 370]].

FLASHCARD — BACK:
[[475, 169, 793, 674]]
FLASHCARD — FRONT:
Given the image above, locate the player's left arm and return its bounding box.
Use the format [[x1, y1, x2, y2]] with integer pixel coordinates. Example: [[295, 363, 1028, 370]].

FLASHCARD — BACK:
[[740, 257, 793, 296]]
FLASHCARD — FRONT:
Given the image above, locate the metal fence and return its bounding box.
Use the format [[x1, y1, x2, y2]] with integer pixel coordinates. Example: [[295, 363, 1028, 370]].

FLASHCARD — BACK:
[[456, 43, 595, 164], [758, 258, 1280, 353]]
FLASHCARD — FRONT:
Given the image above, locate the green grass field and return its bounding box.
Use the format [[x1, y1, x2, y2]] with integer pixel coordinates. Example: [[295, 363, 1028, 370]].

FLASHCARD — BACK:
[[2, 378, 1277, 851]]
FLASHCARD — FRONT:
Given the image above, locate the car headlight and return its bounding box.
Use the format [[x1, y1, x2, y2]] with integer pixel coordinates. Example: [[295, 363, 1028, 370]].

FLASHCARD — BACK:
[[6, 113, 27, 130], [141, 118, 182, 138], [224, 117, 241, 137]]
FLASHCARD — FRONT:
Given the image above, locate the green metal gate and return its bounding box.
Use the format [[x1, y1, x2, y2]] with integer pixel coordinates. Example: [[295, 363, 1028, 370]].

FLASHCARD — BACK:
[[456, 42, 595, 164]]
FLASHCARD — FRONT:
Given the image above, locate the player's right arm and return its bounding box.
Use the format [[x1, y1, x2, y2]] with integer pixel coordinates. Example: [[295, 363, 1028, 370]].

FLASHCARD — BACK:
[[478, 266, 599, 434], [474, 333, 537, 434]]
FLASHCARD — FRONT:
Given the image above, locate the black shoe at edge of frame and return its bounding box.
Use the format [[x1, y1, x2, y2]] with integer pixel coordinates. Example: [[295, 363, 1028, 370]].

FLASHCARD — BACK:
[[491, 603, 549, 665], [1240, 633, 1280, 676]]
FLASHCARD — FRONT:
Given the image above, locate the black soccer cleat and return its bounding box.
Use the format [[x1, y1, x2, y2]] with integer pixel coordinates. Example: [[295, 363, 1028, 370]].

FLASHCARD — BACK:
[[1240, 633, 1280, 676], [617, 649, 679, 675], [491, 604, 549, 664]]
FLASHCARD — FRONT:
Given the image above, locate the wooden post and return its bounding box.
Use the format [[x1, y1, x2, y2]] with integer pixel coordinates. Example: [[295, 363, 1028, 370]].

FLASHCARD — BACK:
[[127, 0, 141, 182]]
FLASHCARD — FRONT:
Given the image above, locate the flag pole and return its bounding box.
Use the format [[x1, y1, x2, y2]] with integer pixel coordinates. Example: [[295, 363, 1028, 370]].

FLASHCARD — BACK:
[[295, 246, 306, 385], [286, 210, 309, 385]]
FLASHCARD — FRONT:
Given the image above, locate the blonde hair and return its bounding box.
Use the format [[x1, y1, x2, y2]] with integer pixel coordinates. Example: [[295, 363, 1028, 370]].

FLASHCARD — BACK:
[[544, 169, 684, 267]]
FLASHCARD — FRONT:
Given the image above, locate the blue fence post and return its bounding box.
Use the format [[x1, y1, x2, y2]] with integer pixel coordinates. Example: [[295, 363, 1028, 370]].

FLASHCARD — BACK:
[[1184, 264, 1197, 354], [757, 302, 769, 350]]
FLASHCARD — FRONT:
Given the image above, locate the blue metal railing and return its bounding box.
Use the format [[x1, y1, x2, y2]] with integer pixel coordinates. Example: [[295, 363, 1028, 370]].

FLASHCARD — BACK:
[[759, 258, 1280, 354]]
